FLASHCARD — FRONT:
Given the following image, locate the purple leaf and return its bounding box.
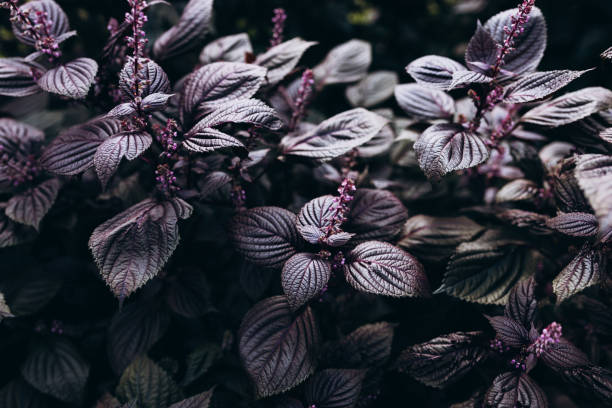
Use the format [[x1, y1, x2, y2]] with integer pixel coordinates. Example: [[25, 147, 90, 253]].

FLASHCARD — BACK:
[[230, 207, 301, 268], [94, 131, 152, 188], [398, 215, 484, 262], [406, 55, 466, 90], [521, 87, 612, 127], [116, 355, 182, 407], [296, 195, 335, 243], [602, 46, 612, 60], [552, 158, 592, 214], [504, 70, 591, 104], [396, 331, 487, 388], [540, 340, 590, 370], [0, 58, 41, 97], [546, 212, 598, 237], [255, 38, 317, 86], [599, 127, 612, 144], [119, 58, 170, 100], [504, 277, 537, 330], [304, 369, 366, 408], [449, 70, 492, 89], [553, 243, 605, 303], [12, 0, 70, 47], [346, 189, 408, 243], [346, 71, 398, 108], [5, 178, 61, 230], [328, 322, 395, 368], [0, 118, 44, 151], [557, 365, 612, 402], [394, 84, 455, 120], [574, 154, 612, 239], [37, 58, 98, 99], [107, 297, 170, 374], [165, 268, 211, 318], [414, 123, 489, 180], [281, 108, 388, 160], [498, 209, 552, 235], [357, 123, 395, 157], [89, 197, 193, 299], [484, 6, 547, 76], [168, 388, 214, 408], [465, 21, 498, 74], [282, 252, 331, 310], [107, 103, 136, 118], [0, 210, 36, 248], [326, 232, 354, 247], [182, 128, 245, 153], [485, 316, 530, 347], [313, 40, 371, 86], [141, 92, 174, 112], [180, 62, 267, 123], [199, 33, 253, 64], [238, 296, 320, 398], [198, 171, 232, 198], [153, 0, 213, 60], [40, 117, 121, 175], [344, 241, 430, 297], [485, 372, 547, 408], [495, 179, 539, 203]]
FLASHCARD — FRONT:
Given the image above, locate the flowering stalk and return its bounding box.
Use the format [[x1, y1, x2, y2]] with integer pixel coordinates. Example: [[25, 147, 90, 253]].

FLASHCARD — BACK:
[[124, 0, 149, 110], [528, 321, 562, 357], [289, 69, 315, 130], [269, 8, 287, 48], [155, 163, 179, 198], [0, 145, 40, 187]]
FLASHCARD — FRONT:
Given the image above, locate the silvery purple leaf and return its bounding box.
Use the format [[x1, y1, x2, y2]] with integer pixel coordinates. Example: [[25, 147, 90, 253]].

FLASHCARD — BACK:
[[297, 195, 335, 242], [602, 46, 612, 60], [119, 58, 170, 100], [449, 70, 492, 90], [398, 215, 484, 262], [281, 252, 332, 310], [107, 103, 136, 118], [504, 277, 537, 330], [107, 298, 170, 374], [346, 71, 398, 108], [199, 33, 253, 64], [346, 189, 408, 243], [326, 232, 354, 247], [168, 388, 214, 408], [40, 117, 121, 176], [153, 0, 214, 60], [553, 243, 604, 303], [37, 58, 98, 99], [281, 108, 388, 160], [414, 123, 489, 180], [0, 210, 36, 248], [89, 197, 193, 299], [498, 209, 552, 235], [238, 296, 320, 398], [485, 315, 530, 347], [521, 87, 612, 127], [0, 118, 43, 154], [94, 131, 153, 189], [141, 92, 175, 112], [344, 241, 430, 297], [5, 178, 61, 230], [396, 331, 487, 388], [485, 372, 547, 408], [180, 62, 267, 124], [465, 21, 498, 74], [394, 84, 454, 120], [540, 340, 590, 370], [600, 128, 612, 144], [357, 124, 394, 157], [313, 40, 371, 86], [0, 58, 41, 97], [484, 6, 547, 76], [230, 207, 301, 268], [574, 154, 612, 238], [255, 38, 317, 86], [182, 128, 245, 153], [304, 369, 366, 408], [546, 212, 598, 237], [495, 179, 539, 203], [503, 70, 591, 104], [406, 55, 466, 90], [12, 0, 70, 47]]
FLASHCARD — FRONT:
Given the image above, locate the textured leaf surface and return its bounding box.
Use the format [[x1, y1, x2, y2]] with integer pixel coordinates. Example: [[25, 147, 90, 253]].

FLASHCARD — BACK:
[[255, 38, 317, 86], [484, 372, 547, 408], [94, 131, 152, 188], [21, 338, 89, 404], [574, 154, 612, 236], [414, 123, 489, 179], [0, 58, 41, 97], [344, 241, 430, 297], [296, 195, 336, 243], [37, 58, 98, 99], [346, 71, 398, 107], [406, 55, 466, 90], [397, 331, 487, 388], [305, 369, 366, 408], [394, 84, 454, 119], [546, 212, 598, 237], [153, 0, 213, 60], [89, 197, 193, 299], [553, 243, 604, 303], [116, 355, 182, 408], [168, 388, 214, 408], [495, 179, 539, 203], [5, 178, 61, 230], [557, 366, 612, 402], [504, 277, 537, 329], [398, 215, 484, 262], [504, 70, 590, 103], [521, 87, 612, 127], [314, 40, 371, 86], [346, 189, 408, 242], [119, 58, 170, 100], [465, 22, 497, 74], [230, 207, 300, 268], [540, 340, 590, 370], [281, 108, 387, 160], [12, 0, 69, 46], [199, 33, 252, 64], [486, 316, 529, 347], [238, 296, 320, 398], [282, 252, 331, 310]]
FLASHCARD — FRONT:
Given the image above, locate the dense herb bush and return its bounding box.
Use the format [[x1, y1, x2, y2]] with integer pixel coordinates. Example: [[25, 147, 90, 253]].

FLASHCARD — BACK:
[[0, 0, 611, 407]]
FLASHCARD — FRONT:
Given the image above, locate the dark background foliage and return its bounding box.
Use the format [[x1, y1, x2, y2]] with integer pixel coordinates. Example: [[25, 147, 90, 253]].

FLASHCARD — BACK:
[[0, 1, 611, 407]]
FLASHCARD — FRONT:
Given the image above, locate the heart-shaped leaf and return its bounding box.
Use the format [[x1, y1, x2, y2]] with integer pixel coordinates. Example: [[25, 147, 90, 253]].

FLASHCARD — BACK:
[[465, 22, 498, 74], [119, 58, 170, 100], [346, 189, 408, 243], [553, 243, 605, 303], [485, 372, 547, 408], [314, 40, 371, 86], [485, 315, 530, 347], [37, 58, 98, 99], [504, 277, 537, 329], [297, 195, 336, 243], [406, 55, 466, 90], [394, 84, 455, 120], [255, 38, 317, 86], [282, 252, 331, 310], [94, 131, 152, 188], [5, 178, 61, 230]]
